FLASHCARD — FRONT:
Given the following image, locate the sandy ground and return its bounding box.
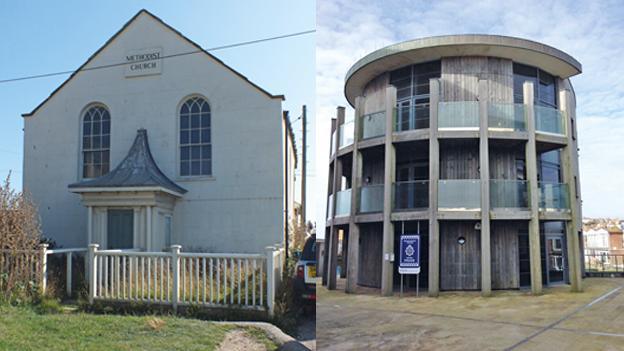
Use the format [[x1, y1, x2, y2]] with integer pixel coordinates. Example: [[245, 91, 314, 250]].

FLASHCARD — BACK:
[[317, 278, 624, 351], [217, 329, 267, 351]]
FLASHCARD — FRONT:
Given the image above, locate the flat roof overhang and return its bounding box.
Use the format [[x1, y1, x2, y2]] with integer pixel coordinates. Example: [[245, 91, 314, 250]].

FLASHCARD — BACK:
[[345, 34, 582, 107]]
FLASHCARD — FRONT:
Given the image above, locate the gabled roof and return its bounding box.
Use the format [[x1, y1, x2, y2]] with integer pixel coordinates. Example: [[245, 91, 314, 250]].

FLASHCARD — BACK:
[[68, 129, 186, 196], [23, 9, 284, 117]]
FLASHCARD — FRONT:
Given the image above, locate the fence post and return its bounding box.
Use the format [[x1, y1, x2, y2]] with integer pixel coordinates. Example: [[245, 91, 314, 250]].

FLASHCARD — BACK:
[[66, 252, 73, 297], [265, 246, 275, 316], [171, 245, 181, 314], [39, 244, 48, 295], [88, 244, 99, 304]]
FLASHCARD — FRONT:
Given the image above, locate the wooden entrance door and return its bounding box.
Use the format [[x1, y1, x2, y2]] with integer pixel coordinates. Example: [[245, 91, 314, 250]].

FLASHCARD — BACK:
[[107, 209, 134, 249]]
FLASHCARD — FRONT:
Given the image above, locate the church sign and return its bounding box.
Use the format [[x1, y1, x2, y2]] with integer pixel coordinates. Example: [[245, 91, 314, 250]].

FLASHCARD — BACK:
[[125, 47, 162, 77]]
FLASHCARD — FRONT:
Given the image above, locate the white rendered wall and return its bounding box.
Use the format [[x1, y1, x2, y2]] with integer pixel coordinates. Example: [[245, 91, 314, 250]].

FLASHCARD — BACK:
[[23, 13, 285, 254]]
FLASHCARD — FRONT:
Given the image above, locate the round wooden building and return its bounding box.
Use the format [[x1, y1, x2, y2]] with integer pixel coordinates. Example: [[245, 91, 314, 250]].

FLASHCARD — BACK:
[[322, 35, 583, 296]]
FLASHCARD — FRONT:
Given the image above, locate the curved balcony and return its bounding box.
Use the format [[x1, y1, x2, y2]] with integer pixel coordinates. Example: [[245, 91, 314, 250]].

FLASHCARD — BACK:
[[334, 189, 352, 217], [539, 182, 570, 210], [490, 180, 529, 209], [488, 103, 526, 132], [358, 184, 384, 213], [438, 179, 481, 210], [394, 180, 428, 210], [359, 111, 386, 140]]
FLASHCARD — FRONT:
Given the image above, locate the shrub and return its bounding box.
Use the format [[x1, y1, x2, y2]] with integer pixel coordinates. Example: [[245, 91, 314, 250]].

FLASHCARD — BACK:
[[34, 296, 62, 314], [0, 173, 42, 304]]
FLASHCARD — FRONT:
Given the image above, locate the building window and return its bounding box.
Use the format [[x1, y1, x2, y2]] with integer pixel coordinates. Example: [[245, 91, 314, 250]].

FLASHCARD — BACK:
[[513, 63, 557, 108], [179, 96, 211, 176], [82, 105, 110, 178]]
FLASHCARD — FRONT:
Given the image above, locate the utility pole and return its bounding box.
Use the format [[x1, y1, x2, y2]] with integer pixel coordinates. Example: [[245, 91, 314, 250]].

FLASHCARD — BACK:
[[301, 105, 307, 230]]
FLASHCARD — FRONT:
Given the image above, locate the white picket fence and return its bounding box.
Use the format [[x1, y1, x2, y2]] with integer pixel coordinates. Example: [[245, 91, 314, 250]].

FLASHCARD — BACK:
[[1, 244, 285, 316], [87, 244, 285, 315]]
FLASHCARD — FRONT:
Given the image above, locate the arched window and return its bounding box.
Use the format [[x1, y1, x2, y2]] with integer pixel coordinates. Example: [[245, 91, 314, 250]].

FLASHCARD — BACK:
[[82, 105, 110, 178], [179, 97, 211, 176]]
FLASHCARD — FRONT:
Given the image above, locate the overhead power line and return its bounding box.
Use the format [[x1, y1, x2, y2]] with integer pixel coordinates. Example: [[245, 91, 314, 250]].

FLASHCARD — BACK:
[[0, 29, 315, 84]]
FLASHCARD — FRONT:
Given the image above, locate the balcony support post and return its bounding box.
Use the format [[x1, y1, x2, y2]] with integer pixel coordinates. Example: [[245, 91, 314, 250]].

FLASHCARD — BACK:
[[327, 107, 345, 290], [428, 78, 441, 297], [559, 88, 583, 292], [478, 80, 492, 296], [524, 81, 543, 295], [347, 97, 364, 293], [381, 86, 397, 296]]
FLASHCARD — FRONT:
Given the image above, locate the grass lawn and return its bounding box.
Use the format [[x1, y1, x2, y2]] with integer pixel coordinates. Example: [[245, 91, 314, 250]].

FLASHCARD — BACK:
[[0, 305, 278, 351]]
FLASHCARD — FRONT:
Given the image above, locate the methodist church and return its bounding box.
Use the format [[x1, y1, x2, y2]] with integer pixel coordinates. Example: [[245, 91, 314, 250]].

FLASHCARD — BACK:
[[21, 10, 298, 254]]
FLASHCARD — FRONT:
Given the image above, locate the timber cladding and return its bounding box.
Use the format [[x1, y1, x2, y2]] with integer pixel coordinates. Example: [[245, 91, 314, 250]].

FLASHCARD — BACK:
[[440, 221, 481, 290], [491, 221, 522, 289], [357, 222, 383, 288], [441, 57, 513, 103]]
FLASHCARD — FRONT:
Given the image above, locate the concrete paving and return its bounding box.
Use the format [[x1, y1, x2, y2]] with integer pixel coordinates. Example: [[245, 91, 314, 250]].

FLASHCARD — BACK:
[[317, 278, 624, 350]]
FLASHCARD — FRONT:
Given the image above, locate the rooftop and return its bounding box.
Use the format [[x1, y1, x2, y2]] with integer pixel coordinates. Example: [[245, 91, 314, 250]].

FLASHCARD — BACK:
[[344, 34, 582, 106], [68, 129, 187, 196]]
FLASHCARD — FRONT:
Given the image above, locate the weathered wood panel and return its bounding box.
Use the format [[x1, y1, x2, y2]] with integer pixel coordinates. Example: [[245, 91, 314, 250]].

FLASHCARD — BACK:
[[489, 145, 524, 179], [440, 221, 481, 290], [358, 223, 383, 288], [362, 149, 385, 184], [441, 57, 513, 103], [439, 141, 480, 179], [362, 73, 389, 114], [491, 221, 520, 289]]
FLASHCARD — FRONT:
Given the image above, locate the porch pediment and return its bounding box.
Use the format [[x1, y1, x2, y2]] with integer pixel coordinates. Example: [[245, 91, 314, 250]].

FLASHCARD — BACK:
[[68, 128, 187, 198]]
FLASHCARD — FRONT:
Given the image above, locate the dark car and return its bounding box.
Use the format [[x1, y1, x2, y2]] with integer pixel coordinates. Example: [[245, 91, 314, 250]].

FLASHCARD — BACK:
[[294, 235, 316, 303]]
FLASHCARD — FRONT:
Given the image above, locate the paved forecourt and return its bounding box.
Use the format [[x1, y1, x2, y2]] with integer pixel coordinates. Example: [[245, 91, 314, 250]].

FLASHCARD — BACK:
[[317, 278, 624, 351]]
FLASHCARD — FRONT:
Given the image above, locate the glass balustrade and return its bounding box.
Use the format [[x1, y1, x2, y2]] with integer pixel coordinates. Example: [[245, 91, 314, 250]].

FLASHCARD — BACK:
[[335, 189, 352, 217], [438, 179, 481, 209], [360, 111, 386, 140], [535, 105, 564, 135], [359, 184, 384, 213], [394, 181, 429, 210], [438, 101, 479, 129], [339, 121, 354, 149], [490, 180, 529, 209], [488, 103, 526, 131], [539, 182, 570, 210]]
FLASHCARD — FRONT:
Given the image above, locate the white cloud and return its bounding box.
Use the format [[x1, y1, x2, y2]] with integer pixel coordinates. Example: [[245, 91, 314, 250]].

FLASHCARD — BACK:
[[315, 0, 624, 234]]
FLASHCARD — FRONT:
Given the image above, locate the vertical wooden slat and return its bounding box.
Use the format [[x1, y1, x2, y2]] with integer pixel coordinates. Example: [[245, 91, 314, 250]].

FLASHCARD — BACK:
[[252, 259, 256, 306], [230, 258, 234, 305], [238, 259, 242, 305], [141, 257, 145, 301], [122, 256, 126, 299], [217, 258, 221, 303], [245, 259, 249, 306], [260, 258, 264, 307], [195, 257, 200, 303], [104, 256, 108, 298], [202, 258, 207, 304], [116, 256, 120, 299], [210, 258, 214, 304], [182, 258, 186, 302], [167, 257, 171, 302], [159, 257, 164, 302]]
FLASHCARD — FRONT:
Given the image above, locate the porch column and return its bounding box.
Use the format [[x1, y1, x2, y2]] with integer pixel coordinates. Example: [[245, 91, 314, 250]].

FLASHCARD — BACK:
[[87, 206, 93, 245], [524, 81, 543, 295], [146, 205, 153, 251]]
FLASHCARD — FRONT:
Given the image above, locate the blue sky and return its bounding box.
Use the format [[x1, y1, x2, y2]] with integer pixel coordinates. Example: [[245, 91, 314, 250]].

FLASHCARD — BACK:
[[315, 0, 624, 228], [0, 0, 316, 217]]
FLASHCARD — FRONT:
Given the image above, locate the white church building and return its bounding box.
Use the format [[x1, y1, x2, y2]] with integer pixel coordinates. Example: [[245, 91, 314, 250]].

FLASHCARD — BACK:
[[22, 10, 298, 254]]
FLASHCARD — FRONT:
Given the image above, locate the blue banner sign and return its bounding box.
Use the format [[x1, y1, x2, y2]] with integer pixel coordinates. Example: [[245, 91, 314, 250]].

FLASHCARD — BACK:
[[399, 234, 420, 274]]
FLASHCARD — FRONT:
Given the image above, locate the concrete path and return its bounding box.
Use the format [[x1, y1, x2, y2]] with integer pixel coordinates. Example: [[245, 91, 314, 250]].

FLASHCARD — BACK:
[[317, 278, 624, 350]]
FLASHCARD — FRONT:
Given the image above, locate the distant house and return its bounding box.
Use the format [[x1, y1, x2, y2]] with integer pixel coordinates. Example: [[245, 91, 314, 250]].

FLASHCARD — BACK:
[[583, 229, 609, 256], [607, 226, 624, 255]]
